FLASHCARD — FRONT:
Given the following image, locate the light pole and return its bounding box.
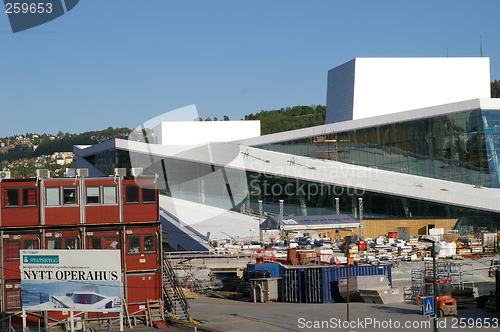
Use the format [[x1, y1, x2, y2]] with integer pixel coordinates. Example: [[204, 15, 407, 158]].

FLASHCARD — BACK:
[[279, 200, 284, 247], [358, 198, 363, 239], [419, 235, 438, 332], [258, 200, 263, 244]]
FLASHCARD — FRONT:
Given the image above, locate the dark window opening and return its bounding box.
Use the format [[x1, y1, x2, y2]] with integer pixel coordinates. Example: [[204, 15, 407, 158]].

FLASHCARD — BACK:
[[128, 236, 141, 253], [63, 187, 78, 205], [65, 238, 78, 249], [125, 186, 139, 204], [144, 235, 157, 252], [142, 188, 156, 203], [23, 240, 38, 250], [4, 189, 19, 207], [87, 237, 102, 249]]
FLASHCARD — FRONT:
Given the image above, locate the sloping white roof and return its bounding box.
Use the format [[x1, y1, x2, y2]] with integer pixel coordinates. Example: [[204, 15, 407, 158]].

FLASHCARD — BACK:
[[233, 98, 500, 147]]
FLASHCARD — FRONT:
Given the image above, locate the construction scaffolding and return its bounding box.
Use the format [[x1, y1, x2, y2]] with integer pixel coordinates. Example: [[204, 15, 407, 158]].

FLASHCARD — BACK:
[[409, 261, 475, 301], [313, 133, 339, 160], [423, 262, 474, 290]]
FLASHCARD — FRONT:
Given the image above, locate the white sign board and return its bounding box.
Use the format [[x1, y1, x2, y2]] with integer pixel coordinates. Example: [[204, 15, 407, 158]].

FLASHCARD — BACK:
[[20, 250, 122, 312]]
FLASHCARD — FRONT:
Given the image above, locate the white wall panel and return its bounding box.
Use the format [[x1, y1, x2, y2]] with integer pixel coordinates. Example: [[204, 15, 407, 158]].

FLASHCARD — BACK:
[[326, 57, 491, 123]]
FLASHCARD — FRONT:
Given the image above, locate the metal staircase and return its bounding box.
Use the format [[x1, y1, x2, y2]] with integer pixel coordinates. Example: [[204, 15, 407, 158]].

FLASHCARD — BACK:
[[163, 253, 190, 321]]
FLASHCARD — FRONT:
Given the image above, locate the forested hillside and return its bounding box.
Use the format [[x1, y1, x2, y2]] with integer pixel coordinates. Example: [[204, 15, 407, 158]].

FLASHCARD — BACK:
[[0, 127, 130, 162], [492, 80, 500, 98], [245, 105, 325, 135]]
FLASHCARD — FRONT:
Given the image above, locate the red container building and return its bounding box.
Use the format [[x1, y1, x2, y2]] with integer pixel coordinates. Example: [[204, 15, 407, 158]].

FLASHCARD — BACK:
[[0, 171, 162, 326]]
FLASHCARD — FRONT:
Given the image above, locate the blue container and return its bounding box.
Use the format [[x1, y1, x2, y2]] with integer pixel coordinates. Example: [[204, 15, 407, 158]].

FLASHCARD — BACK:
[[246, 262, 282, 278], [281, 267, 304, 303], [303, 268, 323, 303]]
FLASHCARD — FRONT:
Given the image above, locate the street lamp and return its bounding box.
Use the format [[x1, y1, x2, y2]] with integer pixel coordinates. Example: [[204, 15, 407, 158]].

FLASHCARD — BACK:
[[419, 235, 438, 332]]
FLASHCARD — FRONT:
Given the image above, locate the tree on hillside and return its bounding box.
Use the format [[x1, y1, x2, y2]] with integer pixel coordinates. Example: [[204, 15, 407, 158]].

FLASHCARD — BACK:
[[492, 80, 500, 98], [246, 105, 325, 135]]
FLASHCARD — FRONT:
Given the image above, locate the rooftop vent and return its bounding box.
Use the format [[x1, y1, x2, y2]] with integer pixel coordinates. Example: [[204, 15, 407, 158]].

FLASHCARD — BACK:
[[36, 169, 50, 178], [65, 168, 77, 177], [0, 170, 11, 179], [114, 168, 126, 177], [76, 168, 89, 177], [131, 167, 143, 177]]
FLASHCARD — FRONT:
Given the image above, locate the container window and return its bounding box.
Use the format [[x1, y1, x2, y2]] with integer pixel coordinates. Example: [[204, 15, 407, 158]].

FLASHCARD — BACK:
[[4, 188, 19, 207], [87, 237, 102, 249], [5, 241, 20, 260], [65, 238, 78, 249], [86, 187, 100, 204], [63, 187, 78, 205], [46, 188, 60, 206], [23, 239, 38, 250], [22, 188, 37, 206], [103, 186, 117, 204], [142, 188, 156, 203], [144, 235, 157, 252], [105, 237, 119, 249], [47, 238, 62, 249], [125, 186, 139, 203], [6, 289, 21, 309], [128, 236, 141, 253]]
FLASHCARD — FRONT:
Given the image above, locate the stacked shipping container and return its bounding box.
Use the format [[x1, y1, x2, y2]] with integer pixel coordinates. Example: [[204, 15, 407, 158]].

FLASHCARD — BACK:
[[0, 174, 161, 326]]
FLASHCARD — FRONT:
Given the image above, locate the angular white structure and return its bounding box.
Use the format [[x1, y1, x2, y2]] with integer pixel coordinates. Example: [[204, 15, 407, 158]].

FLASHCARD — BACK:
[[326, 57, 491, 123], [153, 120, 260, 145]]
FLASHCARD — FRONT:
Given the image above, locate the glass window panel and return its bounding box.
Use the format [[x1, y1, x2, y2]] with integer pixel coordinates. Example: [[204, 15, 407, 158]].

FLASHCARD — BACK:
[[47, 239, 62, 249], [128, 236, 141, 253], [63, 187, 77, 205], [46, 188, 60, 206], [126, 186, 139, 203], [65, 238, 78, 249], [103, 186, 116, 204], [22, 188, 36, 206], [144, 235, 156, 252], [4, 189, 19, 207], [23, 240, 38, 250], [87, 237, 102, 249], [142, 188, 156, 203], [105, 237, 119, 249], [5, 241, 20, 260], [86, 187, 100, 204]]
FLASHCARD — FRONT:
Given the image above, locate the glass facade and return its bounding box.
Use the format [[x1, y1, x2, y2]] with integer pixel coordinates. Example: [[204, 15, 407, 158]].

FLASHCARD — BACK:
[[256, 109, 500, 188], [85, 149, 500, 231]]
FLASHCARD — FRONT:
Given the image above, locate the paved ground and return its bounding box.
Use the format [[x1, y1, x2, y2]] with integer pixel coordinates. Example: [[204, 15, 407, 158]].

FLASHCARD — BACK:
[[111, 256, 499, 332], [183, 295, 499, 332]]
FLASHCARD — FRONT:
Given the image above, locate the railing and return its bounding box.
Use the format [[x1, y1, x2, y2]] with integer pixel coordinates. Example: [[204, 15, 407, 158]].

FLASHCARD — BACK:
[[163, 255, 190, 320], [239, 204, 278, 218]]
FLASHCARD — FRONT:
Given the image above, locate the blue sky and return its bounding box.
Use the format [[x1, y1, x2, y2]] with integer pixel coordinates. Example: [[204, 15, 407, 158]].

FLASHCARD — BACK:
[[1, 0, 499, 137]]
